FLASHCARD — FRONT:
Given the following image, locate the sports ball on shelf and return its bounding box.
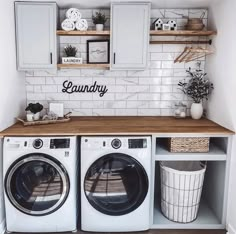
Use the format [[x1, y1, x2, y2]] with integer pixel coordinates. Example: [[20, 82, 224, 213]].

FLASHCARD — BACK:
[[168, 20, 177, 31], [153, 18, 163, 30]]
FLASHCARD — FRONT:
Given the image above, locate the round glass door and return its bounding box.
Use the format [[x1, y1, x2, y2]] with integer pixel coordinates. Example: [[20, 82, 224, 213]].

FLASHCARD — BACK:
[[84, 153, 149, 216], [5, 154, 70, 216]]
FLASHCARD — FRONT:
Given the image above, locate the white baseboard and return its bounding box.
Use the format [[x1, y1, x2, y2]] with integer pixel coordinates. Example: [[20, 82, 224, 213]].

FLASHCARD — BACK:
[[228, 223, 236, 234]]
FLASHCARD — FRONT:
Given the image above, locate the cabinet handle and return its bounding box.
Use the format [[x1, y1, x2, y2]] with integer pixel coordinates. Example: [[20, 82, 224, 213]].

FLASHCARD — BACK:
[[50, 53, 53, 64], [113, 53, 116, 64]]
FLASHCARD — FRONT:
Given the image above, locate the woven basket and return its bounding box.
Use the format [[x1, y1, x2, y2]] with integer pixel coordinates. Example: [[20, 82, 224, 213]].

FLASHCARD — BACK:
[[168, 137, 210, 153]]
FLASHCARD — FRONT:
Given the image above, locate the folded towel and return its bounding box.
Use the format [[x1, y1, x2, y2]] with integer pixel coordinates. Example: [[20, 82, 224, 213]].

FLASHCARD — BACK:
[[61, 19, 75, 31], [66, 8, 81, 22], [75, 19, 88, 31]]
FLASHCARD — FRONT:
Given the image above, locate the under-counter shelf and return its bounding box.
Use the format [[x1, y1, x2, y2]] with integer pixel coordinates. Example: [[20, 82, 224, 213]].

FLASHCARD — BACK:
[[152, 160, 227, 229], [152, 200, 223, 229], [154, 143, 227, 161], [154, 137, 228, 161]]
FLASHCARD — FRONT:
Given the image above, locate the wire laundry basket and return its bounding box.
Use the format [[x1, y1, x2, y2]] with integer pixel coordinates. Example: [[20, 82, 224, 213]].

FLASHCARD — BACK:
[[160, 161, 206, 223]]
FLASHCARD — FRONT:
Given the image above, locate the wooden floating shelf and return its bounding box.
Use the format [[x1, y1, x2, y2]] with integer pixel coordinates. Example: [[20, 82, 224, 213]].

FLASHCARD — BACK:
[[150, 30, 217, 36], [57, 30, 110, 36], [57, 64, 110, 69], [57, 30, 217, 37]]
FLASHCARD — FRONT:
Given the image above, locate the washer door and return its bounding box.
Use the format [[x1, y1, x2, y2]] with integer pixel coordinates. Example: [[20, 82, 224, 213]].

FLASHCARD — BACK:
[[84, 153, 149, 216], [5, 153, 70, 216]]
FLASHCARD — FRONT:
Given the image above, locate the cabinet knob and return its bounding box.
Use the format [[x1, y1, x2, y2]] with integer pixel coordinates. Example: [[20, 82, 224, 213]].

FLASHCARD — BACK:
[[50, 53, 53, 64]]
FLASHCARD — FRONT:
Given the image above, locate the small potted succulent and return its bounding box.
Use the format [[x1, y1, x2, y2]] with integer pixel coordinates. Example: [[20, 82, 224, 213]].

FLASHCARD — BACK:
[[62, 45, 82, 64], [178, 63, 214, 119], [25, 103, 43, 121], [92, 11, 107, 31]]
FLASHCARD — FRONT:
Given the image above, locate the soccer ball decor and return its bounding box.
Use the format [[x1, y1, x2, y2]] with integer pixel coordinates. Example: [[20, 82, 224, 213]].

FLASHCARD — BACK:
[[154, 18, 163, 30], [168, 20, 177, 31]]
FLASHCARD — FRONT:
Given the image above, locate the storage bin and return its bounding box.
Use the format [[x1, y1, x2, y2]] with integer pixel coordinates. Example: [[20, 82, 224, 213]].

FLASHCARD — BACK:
[[168, 137, 210, 153], [160, 161, 206, 223]]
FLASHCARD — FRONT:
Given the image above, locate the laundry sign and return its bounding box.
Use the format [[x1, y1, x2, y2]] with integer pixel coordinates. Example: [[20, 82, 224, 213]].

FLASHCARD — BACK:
[[62, 80, 108, 97]]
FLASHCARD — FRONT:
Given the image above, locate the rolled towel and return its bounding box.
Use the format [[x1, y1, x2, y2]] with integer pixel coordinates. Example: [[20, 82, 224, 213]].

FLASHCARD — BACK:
[[61, 19, 75, 31], [75, 19, 88, 31], [66, 8, 81, 22]]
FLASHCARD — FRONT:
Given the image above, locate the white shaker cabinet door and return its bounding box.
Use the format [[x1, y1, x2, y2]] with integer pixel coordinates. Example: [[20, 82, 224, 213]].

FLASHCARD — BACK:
[[15, 2, 57, 70], [110, 2, 150, 70]]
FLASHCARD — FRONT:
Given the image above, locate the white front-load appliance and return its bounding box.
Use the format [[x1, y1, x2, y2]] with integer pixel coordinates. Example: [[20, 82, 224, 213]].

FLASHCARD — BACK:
[[3, 136, 78, 233], [81, 136, 151, 232]]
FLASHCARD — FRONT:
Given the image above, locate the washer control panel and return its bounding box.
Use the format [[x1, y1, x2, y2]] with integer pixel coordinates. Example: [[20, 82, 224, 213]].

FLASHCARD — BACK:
[[33, 139, 43, 149], [128, 139, 147, 149], [50, 138, 70, 149]]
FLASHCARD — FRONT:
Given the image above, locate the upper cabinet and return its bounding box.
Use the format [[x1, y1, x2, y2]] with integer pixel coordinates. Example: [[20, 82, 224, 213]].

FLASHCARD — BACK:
[[15, 2, 58, 70], [110, 2, 150, 70]]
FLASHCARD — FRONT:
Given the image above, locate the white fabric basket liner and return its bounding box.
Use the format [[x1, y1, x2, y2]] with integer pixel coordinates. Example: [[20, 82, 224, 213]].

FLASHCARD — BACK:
[[160, 161, 206, 223]]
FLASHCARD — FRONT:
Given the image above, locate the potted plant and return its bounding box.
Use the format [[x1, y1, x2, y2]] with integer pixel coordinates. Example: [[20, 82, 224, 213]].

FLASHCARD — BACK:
[[92, 11, 107, 31], [25, 103, 43, 121], [178, 63, 214, 119], [62, 45, 82, 64]]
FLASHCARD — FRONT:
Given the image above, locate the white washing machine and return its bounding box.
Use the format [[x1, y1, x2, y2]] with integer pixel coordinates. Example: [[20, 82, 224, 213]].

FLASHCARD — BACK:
[[3, 136, 78, 233], [81, 136, 151, 232]]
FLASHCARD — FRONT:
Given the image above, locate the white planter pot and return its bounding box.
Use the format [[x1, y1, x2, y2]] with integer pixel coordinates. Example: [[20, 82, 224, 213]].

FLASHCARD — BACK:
[[96, 24, 104, 31], [33, 112, 40, 121], [190, 103, 203, 120]]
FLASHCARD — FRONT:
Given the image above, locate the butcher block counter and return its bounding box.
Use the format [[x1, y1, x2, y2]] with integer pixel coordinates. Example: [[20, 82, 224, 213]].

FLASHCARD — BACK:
[[0, 116, 234, 137]]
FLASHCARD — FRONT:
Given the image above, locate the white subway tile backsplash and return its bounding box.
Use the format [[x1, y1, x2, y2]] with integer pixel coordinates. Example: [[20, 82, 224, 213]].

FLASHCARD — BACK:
[[127, 101, 149, 109], [138, 108, 161, 116], [93, 109, 115, 116], [26, 77, 45, 85], [165, 9, 188, 18], [25, 8, 207, 116], [151, 52, 176, 61], [127, 86, 149, 93], [115, 109, 138, 116], [138, 93, 161, 101]]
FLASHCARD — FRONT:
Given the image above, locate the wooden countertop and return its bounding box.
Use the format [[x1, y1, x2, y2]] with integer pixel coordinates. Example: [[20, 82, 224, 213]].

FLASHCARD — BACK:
[[0, 117, 234, 137]]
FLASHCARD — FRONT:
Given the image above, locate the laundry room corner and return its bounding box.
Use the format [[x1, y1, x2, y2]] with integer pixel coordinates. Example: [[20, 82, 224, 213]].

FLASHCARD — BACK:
[[0, 0, 26, 233]]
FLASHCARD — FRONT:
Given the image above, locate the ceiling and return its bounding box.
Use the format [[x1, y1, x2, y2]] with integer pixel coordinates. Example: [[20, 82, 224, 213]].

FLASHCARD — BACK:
[[51, 0, 221, 9]]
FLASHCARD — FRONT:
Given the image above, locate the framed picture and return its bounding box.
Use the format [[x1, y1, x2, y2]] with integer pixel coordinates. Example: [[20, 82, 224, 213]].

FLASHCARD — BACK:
[[87, 40, 110, 64]]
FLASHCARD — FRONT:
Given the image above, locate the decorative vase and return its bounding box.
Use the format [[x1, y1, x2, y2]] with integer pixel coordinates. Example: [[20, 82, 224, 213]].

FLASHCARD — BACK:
[[190, 103, 203, 120], [96, 24, 104, 31], [33, 112, 40, 121]]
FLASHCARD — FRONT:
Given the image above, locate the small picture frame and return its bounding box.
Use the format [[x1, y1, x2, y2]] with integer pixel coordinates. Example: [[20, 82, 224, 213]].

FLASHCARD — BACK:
[[87, 40, 110, 64]]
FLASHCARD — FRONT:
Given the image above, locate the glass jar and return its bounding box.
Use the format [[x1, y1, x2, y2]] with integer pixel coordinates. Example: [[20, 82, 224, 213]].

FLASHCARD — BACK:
[[174, 102, 187, 118]]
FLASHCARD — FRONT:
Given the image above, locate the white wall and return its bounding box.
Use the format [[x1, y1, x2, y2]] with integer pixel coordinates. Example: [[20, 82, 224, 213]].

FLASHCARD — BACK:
[[0, 0, 26, 232], [206, 0, 236, 233]]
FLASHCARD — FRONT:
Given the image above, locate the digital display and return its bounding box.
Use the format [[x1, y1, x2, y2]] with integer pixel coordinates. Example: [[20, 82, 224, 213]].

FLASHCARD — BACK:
[[50, 139, 70, 149], [128, 139, 147, 149]]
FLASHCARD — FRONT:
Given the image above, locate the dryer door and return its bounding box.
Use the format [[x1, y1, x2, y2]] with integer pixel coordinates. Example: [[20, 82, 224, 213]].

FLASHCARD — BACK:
[[84, 153, 149, 216], [5, 153, 70, 216]]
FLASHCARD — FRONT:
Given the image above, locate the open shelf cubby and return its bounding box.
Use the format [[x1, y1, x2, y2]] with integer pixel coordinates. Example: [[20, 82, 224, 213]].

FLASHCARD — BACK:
[[152, 161, 227, 229], [154, 137, 228, 161]]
